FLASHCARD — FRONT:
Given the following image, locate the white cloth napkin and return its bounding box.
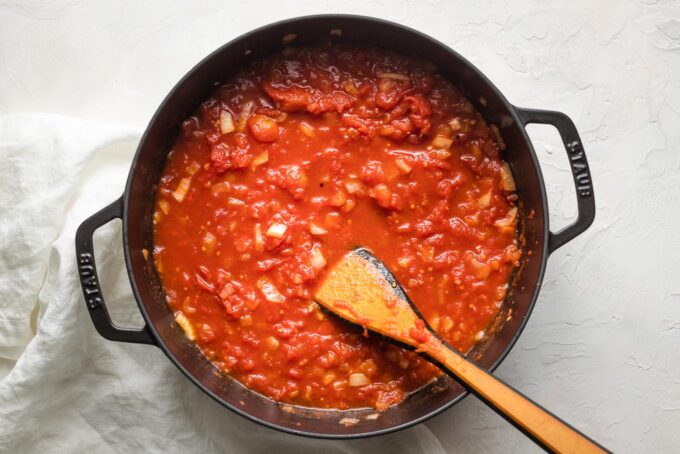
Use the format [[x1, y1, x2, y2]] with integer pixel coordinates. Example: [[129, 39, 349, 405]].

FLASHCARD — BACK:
[[0, 114, 445, 453]]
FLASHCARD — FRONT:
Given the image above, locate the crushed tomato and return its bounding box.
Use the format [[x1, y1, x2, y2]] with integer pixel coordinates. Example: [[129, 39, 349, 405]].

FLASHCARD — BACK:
[[153, 44, 521, 411]]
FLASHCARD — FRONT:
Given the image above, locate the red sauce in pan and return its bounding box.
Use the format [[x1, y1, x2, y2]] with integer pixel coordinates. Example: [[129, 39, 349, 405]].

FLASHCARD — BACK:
[[152, 44, 521, 410]]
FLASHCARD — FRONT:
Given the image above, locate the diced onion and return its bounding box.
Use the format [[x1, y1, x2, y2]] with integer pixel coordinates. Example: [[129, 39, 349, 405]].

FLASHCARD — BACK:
[[342, 198, 356, 213], [254, 224, 264, 251], [322, 372, 336, 385], [475, 330, 485, 341], [210, 181, 231, 195], [236, 101, 254, 132], [252, 151, 269, 168], [469, 257, 493, 279], [348, 373, 370, 387], [299, 122, 316, 138], [158, 199, 170, 215], [186, 161, 201, 175], [397, 256, 413, 268], [377, 72, 409, 81], [494, 206, 518, 233], [365, 413, 380, 421], [171, 177, 191, 203], [478, 192, 492, 208], [174, 311, 196, 340], [344, 180, 364, 195], [432, 149, 452, 160], [309, 222, 328, 235], [499, 163, 516, 191], [266, 223, 287, 238], [257, 279, 285, 303], [330, 28, 342, 36], [449, 118, 462, 131], [220, 111, 235, 134], [273, 112, 288, 123], [490, 124, 506, 150], [340, 417, 360, 426], [432, 135, 453, 149], [394, 158, 412, 174], [219, 283, 235, 301], [329, 190, 347, 207], [310, 247, 327, 271]]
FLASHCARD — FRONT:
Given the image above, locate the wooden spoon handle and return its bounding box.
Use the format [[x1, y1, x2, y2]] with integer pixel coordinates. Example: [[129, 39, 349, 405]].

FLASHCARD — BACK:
[[420, 337, 608, 454]]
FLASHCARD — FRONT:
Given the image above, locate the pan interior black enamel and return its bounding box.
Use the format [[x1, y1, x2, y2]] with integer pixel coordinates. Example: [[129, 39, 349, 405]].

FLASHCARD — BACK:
[[121, 15, 552, 438]]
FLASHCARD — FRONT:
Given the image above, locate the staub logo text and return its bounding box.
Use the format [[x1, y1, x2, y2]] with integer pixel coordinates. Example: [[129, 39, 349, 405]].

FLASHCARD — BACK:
[[565, 140, 592, 197], [79, 252, 102, 309]]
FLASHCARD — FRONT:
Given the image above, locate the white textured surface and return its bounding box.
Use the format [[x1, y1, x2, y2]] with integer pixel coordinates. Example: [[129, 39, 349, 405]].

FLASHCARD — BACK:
[[1, 1, 679, 452]]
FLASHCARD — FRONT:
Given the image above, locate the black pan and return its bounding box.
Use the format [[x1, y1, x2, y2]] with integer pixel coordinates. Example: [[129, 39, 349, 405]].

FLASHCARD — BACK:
[[75, 14, 595, 438]]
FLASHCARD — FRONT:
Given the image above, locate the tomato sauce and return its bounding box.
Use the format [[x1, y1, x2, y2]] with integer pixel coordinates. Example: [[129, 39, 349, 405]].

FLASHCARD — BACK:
[[152, 44, 521, 410]]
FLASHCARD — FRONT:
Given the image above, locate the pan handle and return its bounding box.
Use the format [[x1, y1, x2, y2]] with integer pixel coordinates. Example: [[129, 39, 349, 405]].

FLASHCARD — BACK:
[[515, 107, 596, 253], [75, 197, 155, 345]]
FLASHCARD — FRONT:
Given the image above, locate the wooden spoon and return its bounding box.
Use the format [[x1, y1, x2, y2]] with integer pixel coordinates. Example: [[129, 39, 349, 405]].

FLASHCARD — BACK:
[[314, 248, 607, 453]]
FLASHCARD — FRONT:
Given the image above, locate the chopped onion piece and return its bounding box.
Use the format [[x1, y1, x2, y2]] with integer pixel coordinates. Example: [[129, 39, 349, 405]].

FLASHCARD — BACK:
[[342, 198, 356, 213], [174, 311, 196, 340], [309, 222, 328, 235], [394, 158, 412, 174], [158, 199, 170, 215], [397, 256, 414, 268], [329, 190, 347, 207], [310, 247, 327, 271], [432, 135, 453, 149], [490, 124, 506, 150], [257, 278, 285, 303], [219, 283, 235, 300], [254, 224, 264, 251], [344, 180, 364, 195], [348, 373, 370, 387], [494, 207, 518, 233], [432, 149, 452, 160], [322, 372, 336, 385], [449, 118, 462, 131], [499, 163, 516, 191], [266, 223, 287, 238], [478, 192, 492, 208], [299, 122, 316, 138], [378, 72, 409, 81], [236, 101, 254, 132], [475, 330, 485, 341], [220, 111, 235, 134], [171, 177, 191, 203], [252, 150, 269, 168], [365, 413, 380, 421], [282, 33, 297, 43], [210, 181, 231, 195], [273, 112, 288, 123], [186, 161, 201, 175], [340, 417, 360, 426]]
